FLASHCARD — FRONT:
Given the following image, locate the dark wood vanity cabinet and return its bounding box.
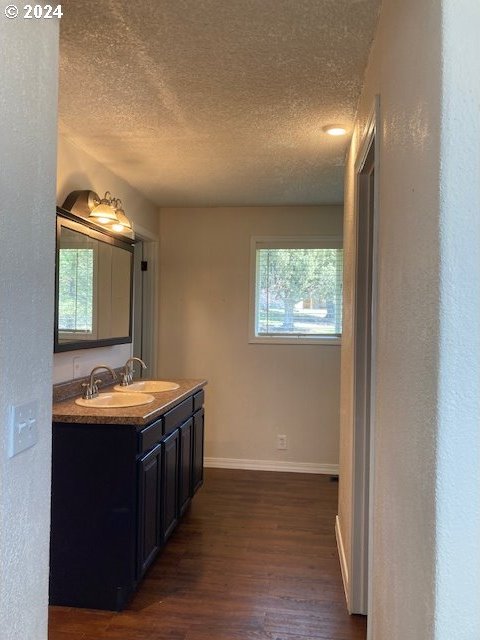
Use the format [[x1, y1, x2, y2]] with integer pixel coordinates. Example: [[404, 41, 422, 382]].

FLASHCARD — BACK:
[[137, 442, 162, 578], [50, 389, 205, 611]]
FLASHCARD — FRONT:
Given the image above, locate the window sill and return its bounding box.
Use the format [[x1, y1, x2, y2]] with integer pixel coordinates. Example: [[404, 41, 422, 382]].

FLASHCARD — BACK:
[[248, 336, 342, 346]]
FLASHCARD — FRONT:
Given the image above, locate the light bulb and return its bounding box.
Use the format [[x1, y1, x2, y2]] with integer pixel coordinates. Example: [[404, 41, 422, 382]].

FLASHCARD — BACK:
[[112, 223, 124, 232], [98, 217, 111, 224]]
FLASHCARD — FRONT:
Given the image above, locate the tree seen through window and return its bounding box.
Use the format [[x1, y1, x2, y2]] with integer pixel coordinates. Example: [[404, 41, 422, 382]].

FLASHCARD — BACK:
[[58, 248, 94, 332], [256, 247, 343, 336]]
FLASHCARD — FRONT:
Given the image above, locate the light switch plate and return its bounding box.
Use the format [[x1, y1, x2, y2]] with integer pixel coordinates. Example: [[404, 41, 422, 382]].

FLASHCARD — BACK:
[[8, 400, 39, 458]]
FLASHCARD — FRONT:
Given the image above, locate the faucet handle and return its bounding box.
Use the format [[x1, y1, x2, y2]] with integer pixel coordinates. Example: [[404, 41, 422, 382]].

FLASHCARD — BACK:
[[81, 382, 93, 400]]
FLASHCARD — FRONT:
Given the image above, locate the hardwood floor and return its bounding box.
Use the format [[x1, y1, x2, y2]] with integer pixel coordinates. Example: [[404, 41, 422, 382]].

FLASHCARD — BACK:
[[49, 468, 366, 640]]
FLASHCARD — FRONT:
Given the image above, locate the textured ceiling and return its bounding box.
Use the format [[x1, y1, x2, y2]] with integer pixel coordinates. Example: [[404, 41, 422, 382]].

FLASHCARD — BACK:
[[59, 0, 380, 206]]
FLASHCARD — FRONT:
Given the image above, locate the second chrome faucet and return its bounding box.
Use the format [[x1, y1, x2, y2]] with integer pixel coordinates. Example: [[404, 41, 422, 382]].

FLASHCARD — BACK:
[[120, 357, 147, 386]]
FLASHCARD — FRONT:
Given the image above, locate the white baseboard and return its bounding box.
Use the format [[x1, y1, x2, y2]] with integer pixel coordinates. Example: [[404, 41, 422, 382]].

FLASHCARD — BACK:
[[204, 457, 339, 475], [335, 515, 350, 612]]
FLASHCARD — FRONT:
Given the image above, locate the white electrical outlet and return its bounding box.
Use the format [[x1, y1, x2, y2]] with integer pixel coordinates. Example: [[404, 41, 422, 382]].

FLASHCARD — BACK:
[[73, 356, 81, 379], [9, 400, 39, 458], [277, 434, 288, 450]]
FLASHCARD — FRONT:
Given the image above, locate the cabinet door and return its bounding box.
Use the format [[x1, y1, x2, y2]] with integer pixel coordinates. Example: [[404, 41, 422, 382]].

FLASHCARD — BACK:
[[161, 429, 179, 542], [50, 422, 138, 611], [192, 408, 204, 495], [137, 442, 162, 578], [178, 418, 193, 516]]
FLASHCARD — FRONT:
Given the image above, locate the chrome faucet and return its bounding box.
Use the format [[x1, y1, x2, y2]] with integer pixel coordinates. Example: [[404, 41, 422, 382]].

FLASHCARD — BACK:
[[120, 357, 147, 386], [81, 365, 117, 400]]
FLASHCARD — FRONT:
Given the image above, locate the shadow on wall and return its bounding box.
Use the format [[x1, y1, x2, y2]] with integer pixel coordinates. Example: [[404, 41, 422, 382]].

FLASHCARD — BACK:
[[57, 169, 95, 206]]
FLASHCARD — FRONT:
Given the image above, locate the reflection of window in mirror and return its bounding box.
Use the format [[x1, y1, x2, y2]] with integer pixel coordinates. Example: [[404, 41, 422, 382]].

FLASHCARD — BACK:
[[58, 228, 98, 341]]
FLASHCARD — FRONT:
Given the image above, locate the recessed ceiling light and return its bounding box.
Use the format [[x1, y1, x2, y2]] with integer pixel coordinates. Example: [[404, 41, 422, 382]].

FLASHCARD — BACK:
[[323, 125, 348, 136]]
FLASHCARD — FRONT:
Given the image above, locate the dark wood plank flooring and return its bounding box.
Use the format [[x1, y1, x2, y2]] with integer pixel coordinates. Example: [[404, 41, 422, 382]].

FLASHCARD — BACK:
[[49, 468, 366, 640]]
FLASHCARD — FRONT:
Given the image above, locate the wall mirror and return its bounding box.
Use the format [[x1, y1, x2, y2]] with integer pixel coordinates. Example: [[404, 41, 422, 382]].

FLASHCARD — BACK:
[[54, 209, 134, 352]]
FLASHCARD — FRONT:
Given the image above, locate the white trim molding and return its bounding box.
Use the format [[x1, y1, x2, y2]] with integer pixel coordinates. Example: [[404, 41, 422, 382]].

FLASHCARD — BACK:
[[336, 515, 351, 612], [350, 95, 380, 619], [204, 457, 339, 475]]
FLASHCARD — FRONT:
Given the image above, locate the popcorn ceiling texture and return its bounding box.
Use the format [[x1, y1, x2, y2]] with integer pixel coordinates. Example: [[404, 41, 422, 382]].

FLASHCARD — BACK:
[[59, 0, 380, 206]]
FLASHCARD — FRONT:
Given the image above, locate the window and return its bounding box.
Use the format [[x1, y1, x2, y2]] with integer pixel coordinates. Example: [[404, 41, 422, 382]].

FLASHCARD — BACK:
[[250, 237, 343, 344]]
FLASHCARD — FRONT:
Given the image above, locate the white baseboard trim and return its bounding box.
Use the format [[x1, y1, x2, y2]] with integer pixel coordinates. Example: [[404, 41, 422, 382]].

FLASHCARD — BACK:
[[335, 515, 350, 612], [204, 457, 339, 475]]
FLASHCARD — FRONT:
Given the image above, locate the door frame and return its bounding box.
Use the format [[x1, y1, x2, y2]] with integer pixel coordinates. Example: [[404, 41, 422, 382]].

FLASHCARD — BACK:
[[350, 96, 380, 622], [132, 224, 159, 378]]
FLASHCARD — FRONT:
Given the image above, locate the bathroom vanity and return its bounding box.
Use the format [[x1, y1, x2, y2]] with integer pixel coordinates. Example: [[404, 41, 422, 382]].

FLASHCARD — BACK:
[[50, 379, 206, 611]]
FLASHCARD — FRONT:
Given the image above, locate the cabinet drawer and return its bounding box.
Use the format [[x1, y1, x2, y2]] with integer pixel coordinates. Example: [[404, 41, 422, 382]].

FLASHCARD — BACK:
[[193, 389, 205, 412], [163, 397, 194, 436], [138, 418, 163, 454]]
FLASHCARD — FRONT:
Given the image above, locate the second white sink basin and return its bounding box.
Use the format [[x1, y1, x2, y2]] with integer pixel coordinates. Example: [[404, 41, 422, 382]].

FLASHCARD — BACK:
[[114, 380, 180, 393], [75, 392, 155, 408]]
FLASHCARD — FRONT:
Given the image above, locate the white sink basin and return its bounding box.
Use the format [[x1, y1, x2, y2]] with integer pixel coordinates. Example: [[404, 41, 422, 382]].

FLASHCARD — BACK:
[[114, 380, 180, 393], [75, 392, 155, 408]]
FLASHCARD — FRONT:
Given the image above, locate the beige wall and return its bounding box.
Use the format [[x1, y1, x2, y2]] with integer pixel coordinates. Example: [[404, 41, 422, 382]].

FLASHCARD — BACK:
[[339, 0, 480, 637], [158, 206, 342, 470], [54, 136, 159, 383], [434, 0, 480, 634], [0, 18, 59, 640], [339, 0, 441, 628], [57, 136, 159, 236]]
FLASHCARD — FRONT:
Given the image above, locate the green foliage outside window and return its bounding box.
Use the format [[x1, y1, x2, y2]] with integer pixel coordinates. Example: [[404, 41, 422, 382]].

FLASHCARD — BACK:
[[58, 249, 94, 332], [256, 248, 343, 336]]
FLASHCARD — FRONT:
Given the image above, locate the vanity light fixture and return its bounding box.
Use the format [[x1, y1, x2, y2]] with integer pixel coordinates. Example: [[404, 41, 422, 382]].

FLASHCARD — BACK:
[[111, 199, 132, 232], [323, 125, 348, 136], [61, 189, 135, 239], [89, 191, 119, 223]]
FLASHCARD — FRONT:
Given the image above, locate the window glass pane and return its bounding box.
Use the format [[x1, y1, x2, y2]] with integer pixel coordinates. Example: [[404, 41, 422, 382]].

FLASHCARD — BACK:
[[58, 248, 94, 332], [256, 248, 343, 336]]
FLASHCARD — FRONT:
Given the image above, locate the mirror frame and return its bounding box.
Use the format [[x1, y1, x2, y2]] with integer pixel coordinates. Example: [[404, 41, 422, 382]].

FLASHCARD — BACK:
[[54, 207, 135, 353]]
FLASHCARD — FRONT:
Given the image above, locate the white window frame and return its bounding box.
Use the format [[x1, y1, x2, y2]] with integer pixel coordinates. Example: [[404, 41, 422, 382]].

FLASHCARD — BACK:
[[249, 236, 343, 345]]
